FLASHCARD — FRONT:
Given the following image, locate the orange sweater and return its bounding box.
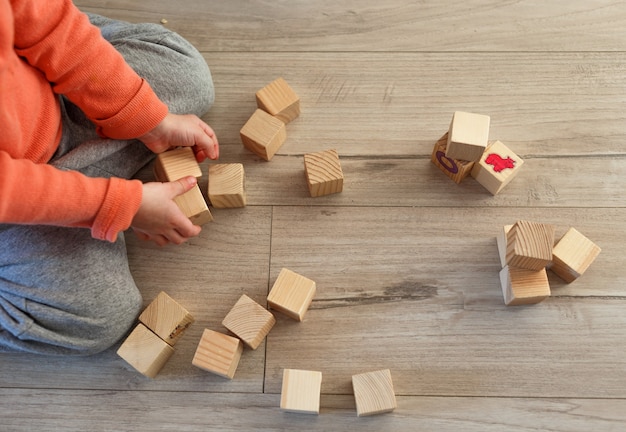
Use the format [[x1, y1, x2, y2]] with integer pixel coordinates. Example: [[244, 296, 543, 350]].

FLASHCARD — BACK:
[[0, 0, 168, 241]]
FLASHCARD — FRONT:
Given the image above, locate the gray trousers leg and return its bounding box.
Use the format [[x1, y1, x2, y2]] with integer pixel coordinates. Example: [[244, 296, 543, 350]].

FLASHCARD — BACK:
[[0, 15, 214, 355]]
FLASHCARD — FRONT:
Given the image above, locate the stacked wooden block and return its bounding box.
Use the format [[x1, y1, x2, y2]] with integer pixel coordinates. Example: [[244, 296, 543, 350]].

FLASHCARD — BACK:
[[431, 111, 524, 194], [117, 291, 194, 378], [191, 268, 316, 379], [240, 77, 300, 161], [240, 77, 344, 198], [497, 221, 601, 306], [154, 147, 213, 225]]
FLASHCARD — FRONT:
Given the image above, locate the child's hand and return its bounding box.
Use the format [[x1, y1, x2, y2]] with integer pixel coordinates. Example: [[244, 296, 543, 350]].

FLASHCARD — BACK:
[[138, 113, 219, 162], [131, 176, 201, 246]]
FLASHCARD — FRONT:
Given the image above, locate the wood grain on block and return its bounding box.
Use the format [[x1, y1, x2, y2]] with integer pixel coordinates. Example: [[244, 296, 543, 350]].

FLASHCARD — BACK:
[[240, 109, 286, 161], [255, 77, 300, 124], [191, 329, 243, 379], [551, 227, 601, 283], [505, 220, 555, 271], [138, 291, 195, 346], [222, 294, 276, 350], [303, 149, 344, 197], [267, 268, 316, 321], [280, 369, 322, 414], [116, 323, 175, 378]]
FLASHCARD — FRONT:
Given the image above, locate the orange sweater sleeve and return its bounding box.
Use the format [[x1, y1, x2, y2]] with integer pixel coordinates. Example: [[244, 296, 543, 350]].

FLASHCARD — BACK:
[[0, 0, 169, 241]]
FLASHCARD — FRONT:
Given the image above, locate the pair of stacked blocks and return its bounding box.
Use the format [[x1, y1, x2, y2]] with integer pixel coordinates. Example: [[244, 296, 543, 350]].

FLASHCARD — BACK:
[[431, 111, 524, 194], [497, 221, 601, 305], [240, 78, 344, 198], [116, 291, 194, 378], [280, 368, 397, 417], [154, 147, 246, 219]]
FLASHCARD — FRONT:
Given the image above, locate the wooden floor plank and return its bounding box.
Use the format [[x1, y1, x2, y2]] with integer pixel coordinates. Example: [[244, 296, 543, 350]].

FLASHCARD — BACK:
[[76, 0, 626, 52], [2, 389, 626, 432], [238, 154, 626, 208], [203, 52, 626, 158], [265, 206, 626, 398]]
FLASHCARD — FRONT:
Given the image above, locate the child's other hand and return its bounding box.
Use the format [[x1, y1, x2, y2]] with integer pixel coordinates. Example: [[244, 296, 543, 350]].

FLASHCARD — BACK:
[[138, 113, 219, 162], [131, 176, 201, 246]]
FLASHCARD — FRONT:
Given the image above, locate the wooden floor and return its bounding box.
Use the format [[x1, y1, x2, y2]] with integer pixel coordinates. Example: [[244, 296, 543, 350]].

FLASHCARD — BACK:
[[2, 1, 626, 430]]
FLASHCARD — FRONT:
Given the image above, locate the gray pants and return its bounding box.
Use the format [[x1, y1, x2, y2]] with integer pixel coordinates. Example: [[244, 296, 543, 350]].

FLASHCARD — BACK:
[[0, 14, 214, 355]]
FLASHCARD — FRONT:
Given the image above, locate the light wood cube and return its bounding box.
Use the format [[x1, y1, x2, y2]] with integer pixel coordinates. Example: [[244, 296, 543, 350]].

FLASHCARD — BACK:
[[153, 147, 202, 181], [208, 163, 246, 208], [500, 265, 551, 306], [303, 149, 344, 197], [506, 220, 555, 271], [138, 291, 195, 346], [173, 184, 213, 226], [154, 155, 212, 226], [471, 140, 524, 195], [352, 369, 397, 417], [267, 268, 316, 321], [551, 227, 601, 283], [496, 224, 514, 268], [222, 294, 276, 350], [256, 77, 300, 124], [446, 111, 490, 162], [431, 132, 474, 184], [280, 369, 322, 415], [240, 109, 287, 161], [191, 329, 243, 379], [116, 323, 175, 378]]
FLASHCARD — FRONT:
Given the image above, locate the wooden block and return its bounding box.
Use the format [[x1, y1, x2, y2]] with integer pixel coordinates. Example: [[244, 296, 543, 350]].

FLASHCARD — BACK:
[[154, 155, 212, 226], [191, 329, 243, 379], [551, 227, 601, 283], [138, 291, 194, 346], [154, 147, 202, 181], [471, 140, 524, 195], [255, 77, 300, 124], [352, 369, 397, 417], [280, 369, 322, 415], [500, 265, 551, 306], [240, 109, 287, 161], [303, 149, 344, 197], [116, 323, 175, 378], [267, 268, 316, 321], [222, 294, 276, 350], [506, 220, 555, 271], [430, 132, 474, 184], [445, 111, 490, 162], [208, 163, 246, 208], [496, 224, 514, 268], [173, 184, 213, 226]]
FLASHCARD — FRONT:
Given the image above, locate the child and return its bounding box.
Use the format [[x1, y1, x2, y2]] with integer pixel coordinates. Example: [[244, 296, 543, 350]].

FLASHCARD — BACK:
[[0, 0, 219, 355]]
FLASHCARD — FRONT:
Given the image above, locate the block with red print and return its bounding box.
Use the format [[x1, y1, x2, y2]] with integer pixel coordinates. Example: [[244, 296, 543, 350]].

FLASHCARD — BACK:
[[471, 140, 524, 195]]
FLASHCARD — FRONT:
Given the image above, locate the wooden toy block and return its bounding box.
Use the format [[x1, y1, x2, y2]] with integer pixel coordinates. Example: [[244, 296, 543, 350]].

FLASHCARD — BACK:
[[445, 111, 491, 162], [430, 132, 474, 184], [222, 294, 276, 350], [153, 147, 202, 182], [352, 369, 397, 417], [207, 163, 246, 208], [240, 109, 287, 161], [500, 265, 551, 306], [154, 156, 213, 226], [471, 140, 524, 195], [138, 291, 195, 346], [506, 220, 555, 271], [280, 369, 322, 415], [496, 224, 514, 268], [551, 227, 601, 283], [303, 149, 344, 197], [191, 329, 243, 379], [255, 77, 300, 124], [173, 184, 213, 226], [116, 323, 175, 378], [267, 268, 316, 321]]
